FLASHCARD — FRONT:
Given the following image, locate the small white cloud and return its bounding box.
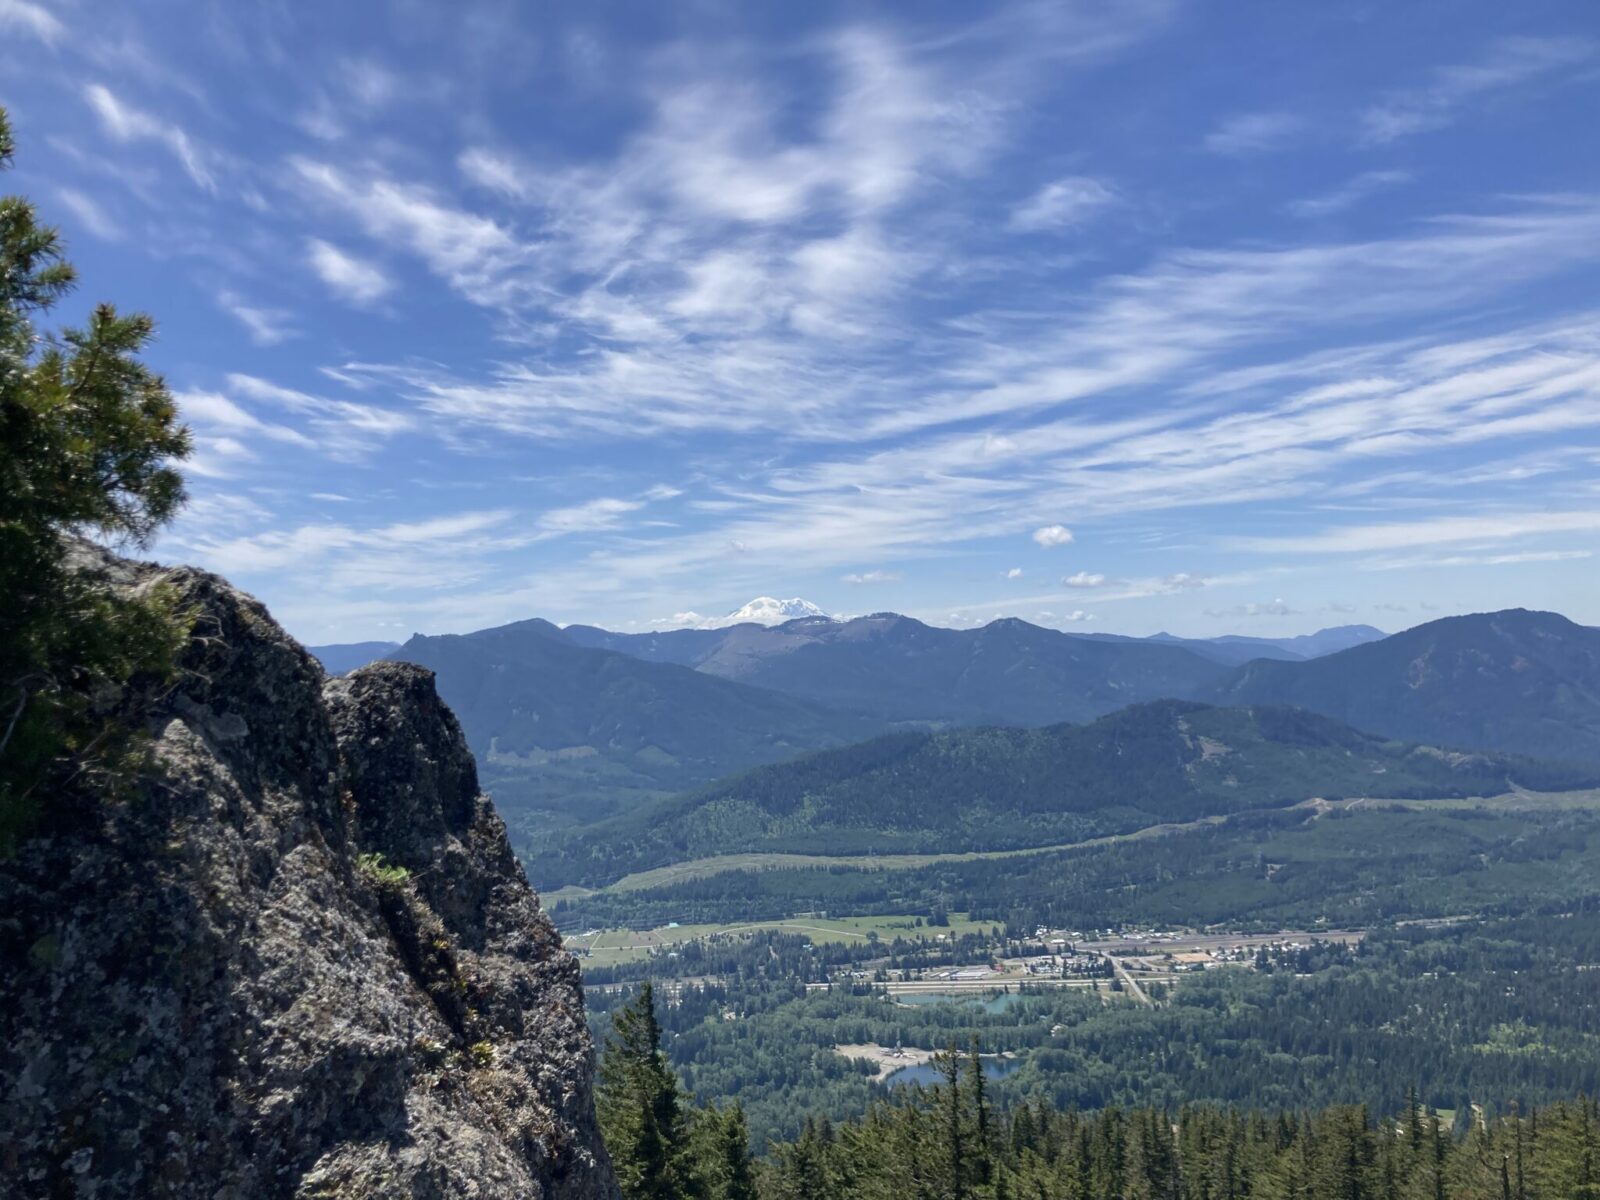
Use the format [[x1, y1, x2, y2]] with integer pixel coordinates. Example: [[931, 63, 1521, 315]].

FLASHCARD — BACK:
[[1063, 571, 1106, 588], [1032, 524, 1074, 548], [1062, 610, 1094, 622], [842, 570, 902, 585], [0, 0, 63, 43], [216, 291, 296, 346], [1204, 112, 1303, 156], [1009, 176, 1117, 232], [1006, 567, 1023, 579], [652, 611, 709, 628], [307, 238, 392, 305]]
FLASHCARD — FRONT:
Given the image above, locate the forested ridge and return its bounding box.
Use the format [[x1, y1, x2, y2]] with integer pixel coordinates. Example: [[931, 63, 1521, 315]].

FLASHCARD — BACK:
[[534, 701, 1599, 888], [597, 982, 1600, 1200]]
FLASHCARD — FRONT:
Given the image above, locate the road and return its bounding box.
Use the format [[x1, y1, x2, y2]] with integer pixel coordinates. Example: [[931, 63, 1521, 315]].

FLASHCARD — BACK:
[[1111, 957, 1154, 1006]]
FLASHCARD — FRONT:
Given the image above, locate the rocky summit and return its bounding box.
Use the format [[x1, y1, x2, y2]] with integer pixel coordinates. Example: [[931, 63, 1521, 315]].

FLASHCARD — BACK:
[[0, 551, 617, 1199]]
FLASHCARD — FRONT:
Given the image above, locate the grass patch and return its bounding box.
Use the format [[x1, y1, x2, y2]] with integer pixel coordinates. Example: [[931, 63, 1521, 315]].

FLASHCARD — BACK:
[[566, 911, 993, 966]]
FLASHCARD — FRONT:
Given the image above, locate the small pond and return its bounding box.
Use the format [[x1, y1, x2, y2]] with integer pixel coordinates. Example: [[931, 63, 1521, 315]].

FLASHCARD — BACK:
[[885, 1055, 1023, 1089]]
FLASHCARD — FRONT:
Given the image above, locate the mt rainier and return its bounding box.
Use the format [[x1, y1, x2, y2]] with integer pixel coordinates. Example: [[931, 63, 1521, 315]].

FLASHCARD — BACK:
[[681, 597, 833, 629]]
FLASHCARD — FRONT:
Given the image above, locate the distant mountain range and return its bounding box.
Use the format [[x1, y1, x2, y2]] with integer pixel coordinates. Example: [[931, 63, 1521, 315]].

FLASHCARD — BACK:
[[530, 699, 1600, 888], [1210, 609, 1600, 764], [308, 607, 1600, 864], [383, 620, 883, 837], [565, 612, 1229, 725]]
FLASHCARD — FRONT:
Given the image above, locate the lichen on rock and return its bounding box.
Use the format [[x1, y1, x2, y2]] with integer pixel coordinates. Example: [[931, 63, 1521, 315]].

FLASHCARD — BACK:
[[0, 550, 617, 1199]]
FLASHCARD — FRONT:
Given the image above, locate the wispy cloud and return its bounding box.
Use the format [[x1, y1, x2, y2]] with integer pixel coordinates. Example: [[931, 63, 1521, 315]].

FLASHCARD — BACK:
[[217, 291, 295, 346], [842, 569, 902, 585], [224, 373, 415, 459], [178, 509, 521, 593], [1204, 112, 1303, 156], [0, 0, 62, 44], [1231, 510, 1600, 555], [177, 389, 314, 449], [1288, 170, 1411, 219], [1359, 36, 1594, 144], [291, 158, 526, 307], [1009, 176, 1117, 232], [83, 83, 215, 190], [539, 497, 644, 534], [55, 187, 122, 240], [306, 239, 392, 305]]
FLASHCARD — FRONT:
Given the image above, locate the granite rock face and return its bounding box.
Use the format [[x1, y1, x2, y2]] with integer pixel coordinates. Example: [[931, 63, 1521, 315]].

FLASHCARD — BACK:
[[0, 553, 617, 1199]]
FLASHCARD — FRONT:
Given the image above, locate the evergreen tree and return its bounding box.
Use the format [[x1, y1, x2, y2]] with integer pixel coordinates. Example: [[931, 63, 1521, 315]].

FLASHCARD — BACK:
[[0, 105, 191, 849], [938, 1045, 968, 1200], [965, 1039, 994, 1193], [692, 1103, 757, 1200], [597, 983, 697, 1200]]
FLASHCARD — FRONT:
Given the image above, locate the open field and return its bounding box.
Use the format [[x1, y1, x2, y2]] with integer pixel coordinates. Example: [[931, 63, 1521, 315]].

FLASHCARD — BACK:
[[541, 789, 1600, 904], [565, 911, 993, 966]]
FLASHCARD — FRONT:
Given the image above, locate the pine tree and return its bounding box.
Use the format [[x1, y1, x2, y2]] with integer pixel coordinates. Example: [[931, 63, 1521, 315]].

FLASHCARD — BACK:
[[597, 983, 696, 1200], [691, 1104, 756, 1200], [965, 1038, 994, 1193], [0, 106, 192, 850], [938, 1044, 968, 1200]]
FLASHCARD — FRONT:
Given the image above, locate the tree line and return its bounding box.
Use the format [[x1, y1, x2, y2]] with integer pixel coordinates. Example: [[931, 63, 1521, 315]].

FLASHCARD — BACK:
[[599, 983, 1600, 1199]]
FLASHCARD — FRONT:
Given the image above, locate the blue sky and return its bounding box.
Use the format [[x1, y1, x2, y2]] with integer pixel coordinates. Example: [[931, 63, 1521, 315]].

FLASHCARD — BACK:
[[4, 1, 1600, 642]]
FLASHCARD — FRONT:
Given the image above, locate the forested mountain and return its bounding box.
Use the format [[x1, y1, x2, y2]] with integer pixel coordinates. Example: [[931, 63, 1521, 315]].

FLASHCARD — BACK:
[[1091, 623, 1387, 667], [345, 612, 1388, 727], [535, 700, 1598, 886], [389, 620, 883, 839], [1211, 609, 1600, 762], [634, 614, 1230, 725], [560, 622, 734, 666]]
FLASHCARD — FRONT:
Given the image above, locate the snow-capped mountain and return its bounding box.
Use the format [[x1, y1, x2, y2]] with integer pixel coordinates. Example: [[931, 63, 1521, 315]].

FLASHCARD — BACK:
[[699, 597, 832, 629]]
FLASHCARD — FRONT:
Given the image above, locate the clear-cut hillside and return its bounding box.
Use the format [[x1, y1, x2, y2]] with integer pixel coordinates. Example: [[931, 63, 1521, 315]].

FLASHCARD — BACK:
[[0, 552, 617, 1200]]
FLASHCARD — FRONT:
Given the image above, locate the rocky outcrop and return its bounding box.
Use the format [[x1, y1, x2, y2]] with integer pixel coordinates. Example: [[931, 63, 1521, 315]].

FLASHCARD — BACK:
[[0, 553, 617, 1199]]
